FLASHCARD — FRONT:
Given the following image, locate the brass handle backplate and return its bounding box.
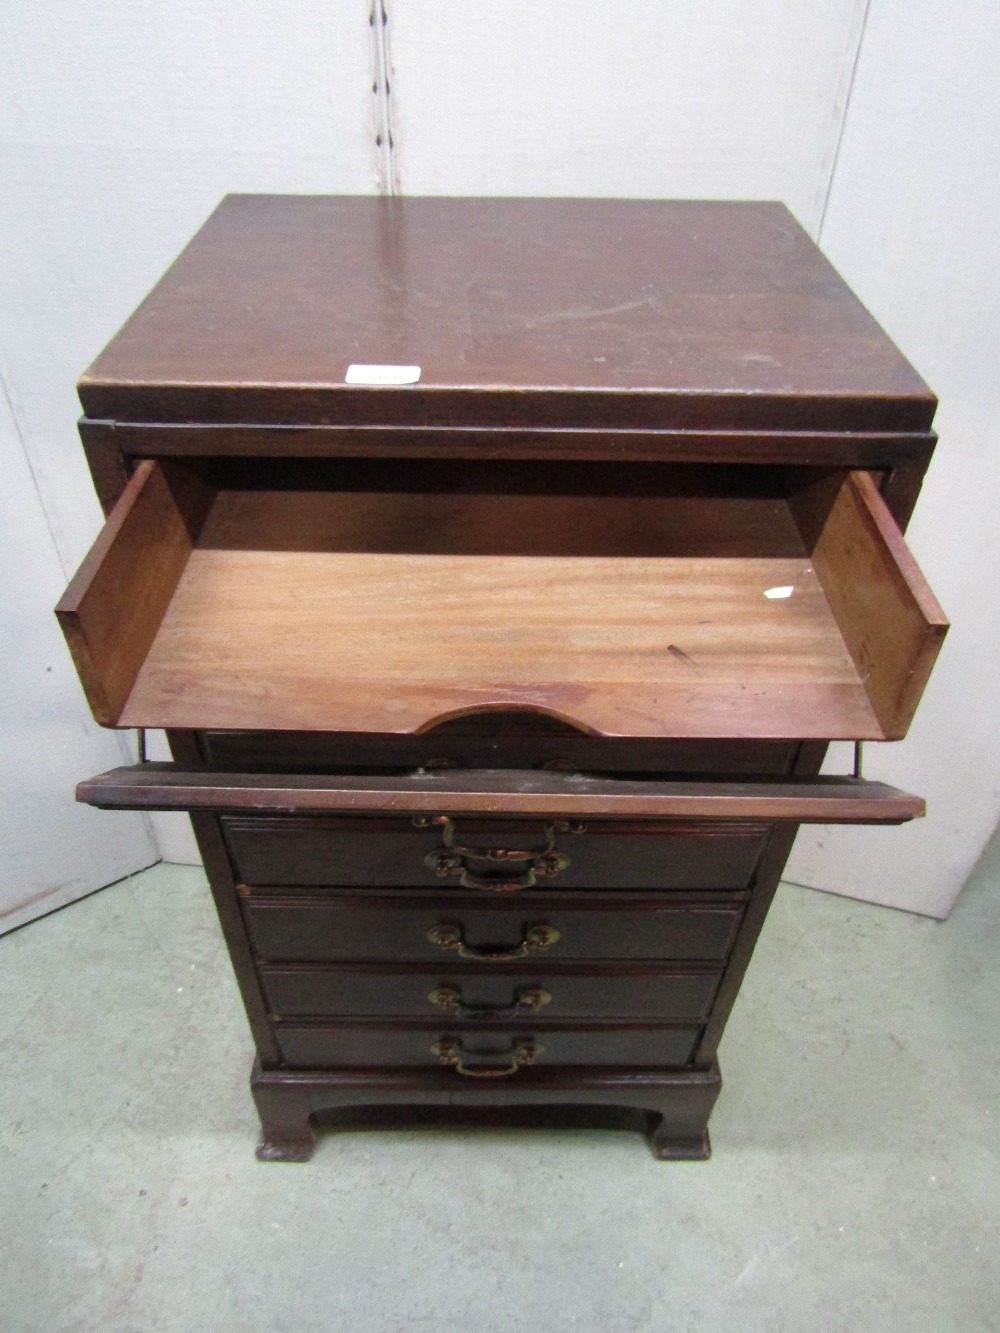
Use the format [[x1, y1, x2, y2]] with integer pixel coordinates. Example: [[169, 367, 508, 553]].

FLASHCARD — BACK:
[[426, 922, 560, 962], [414, 815, 584, 892], [427, 985, 552, 1020], [431, 1038, 542, 1078]]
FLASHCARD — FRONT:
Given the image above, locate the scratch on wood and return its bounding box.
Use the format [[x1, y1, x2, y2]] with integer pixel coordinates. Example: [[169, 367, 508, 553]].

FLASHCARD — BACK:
[[667, 644, 696, 666], [524, 297, 654, 329]]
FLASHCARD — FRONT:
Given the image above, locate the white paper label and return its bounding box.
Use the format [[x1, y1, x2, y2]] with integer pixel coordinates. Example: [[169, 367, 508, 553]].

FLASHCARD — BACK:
[[764, 585, 795, 600], [345, 363, 421, 386]]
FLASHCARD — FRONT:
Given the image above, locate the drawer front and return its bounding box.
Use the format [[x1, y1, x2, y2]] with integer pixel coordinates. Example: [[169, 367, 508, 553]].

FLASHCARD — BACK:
[[273, 1020, 701, 1070], [258, 963, 723, 1021], [223, 814, 767, 890], [241, 891, 744, 964]]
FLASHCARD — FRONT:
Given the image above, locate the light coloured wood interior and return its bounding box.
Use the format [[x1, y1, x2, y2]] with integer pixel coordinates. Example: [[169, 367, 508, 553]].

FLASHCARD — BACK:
[[120, 543, 880, 736], [113, 482, 882, 738], [794, 471, 948, 739], [55, 460, 208, 724], [60, 466, 946, 740]]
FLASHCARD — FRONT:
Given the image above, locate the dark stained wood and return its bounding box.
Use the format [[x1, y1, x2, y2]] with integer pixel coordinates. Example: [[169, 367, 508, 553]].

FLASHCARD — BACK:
[[81, 420, 939, 515], [78, 197, 935, 434], [79, 420, 131, 516], [85, 421, 939, 463], [164, 727, 203, 765], [221, 813, 768, 891], [693, 822, 801, 1069], [879, 438, 936, 529], [76, 766, 926, 823], [238, 889, 746, 964], [187, 811, 281, 1065], [272, 1019, 702, 1071], [691, 736, 827, 1068], [257, 961, 723, 1021], [249, 1058, 722, 1161], [192, 726, 803, 777], [250, 1066, 317, 1161]]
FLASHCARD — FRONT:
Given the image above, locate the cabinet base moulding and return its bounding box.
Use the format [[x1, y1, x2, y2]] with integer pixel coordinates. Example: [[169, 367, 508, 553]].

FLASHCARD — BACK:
[[250, 1057, 722, 1162]]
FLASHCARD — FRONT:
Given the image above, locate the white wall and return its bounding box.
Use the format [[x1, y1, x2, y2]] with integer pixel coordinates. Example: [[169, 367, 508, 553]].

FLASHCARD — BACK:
[[387, 0, 870, 233], [783, 0, 1000, 915], [3, 4, 996, 915], [0, 2, 378, 871], [0, 365, 158, 931], [385, 1, 1000, 916]]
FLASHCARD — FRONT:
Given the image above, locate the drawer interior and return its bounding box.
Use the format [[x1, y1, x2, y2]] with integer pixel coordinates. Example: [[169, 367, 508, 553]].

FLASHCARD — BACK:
[[57, 458, 946, 740], [193, 725, 802, 777]]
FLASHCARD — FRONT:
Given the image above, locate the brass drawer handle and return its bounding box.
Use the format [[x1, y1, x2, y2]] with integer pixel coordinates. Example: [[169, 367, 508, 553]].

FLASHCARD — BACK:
[[428, 985, 552, 1019], [426, 922, 560, 962], [431, 1038, 542, 1078], [414, 815, 583, 891]]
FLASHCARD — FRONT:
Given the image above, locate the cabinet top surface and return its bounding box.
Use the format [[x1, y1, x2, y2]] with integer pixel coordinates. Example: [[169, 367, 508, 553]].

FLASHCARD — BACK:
[[79, 195, 934, 432]]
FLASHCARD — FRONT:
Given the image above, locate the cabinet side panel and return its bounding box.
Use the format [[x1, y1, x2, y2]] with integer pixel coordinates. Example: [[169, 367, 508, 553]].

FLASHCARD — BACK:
[[188, 811, 281, 1066], [691, 823, 800, 1067], [79, 420, 131, 516], [691, 741, 825, 1066]]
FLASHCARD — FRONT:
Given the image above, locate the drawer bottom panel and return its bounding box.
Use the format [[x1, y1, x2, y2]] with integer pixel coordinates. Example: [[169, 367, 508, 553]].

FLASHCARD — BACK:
[[273, 1021, 701, 1070]]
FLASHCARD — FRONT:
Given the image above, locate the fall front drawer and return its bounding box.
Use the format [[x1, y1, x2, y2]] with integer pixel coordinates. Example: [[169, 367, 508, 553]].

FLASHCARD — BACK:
[[258, 962, 724, 1020], [240, 890, 745, 964], [272, 1020, 702, 1070], [222, 814, 769, 891], [57, 457, 946, 743]]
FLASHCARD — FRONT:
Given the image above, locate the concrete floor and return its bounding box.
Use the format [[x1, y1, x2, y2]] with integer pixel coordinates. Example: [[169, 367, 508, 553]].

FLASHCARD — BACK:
[[1, 844, 998, 1333]]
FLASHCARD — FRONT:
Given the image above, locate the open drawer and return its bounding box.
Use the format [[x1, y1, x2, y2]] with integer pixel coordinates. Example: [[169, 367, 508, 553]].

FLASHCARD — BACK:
[[76, 765, 926, 824], [56, 458, 947, 741]]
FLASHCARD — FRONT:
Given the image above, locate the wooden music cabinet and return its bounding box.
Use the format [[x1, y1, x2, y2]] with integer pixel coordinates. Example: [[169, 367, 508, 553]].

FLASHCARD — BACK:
[[58, 196, 947, 1160]]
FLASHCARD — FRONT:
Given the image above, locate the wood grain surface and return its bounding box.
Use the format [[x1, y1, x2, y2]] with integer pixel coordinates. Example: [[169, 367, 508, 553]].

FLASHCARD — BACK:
[[807, 471, 948, 738], [120, 544, 870, 736]]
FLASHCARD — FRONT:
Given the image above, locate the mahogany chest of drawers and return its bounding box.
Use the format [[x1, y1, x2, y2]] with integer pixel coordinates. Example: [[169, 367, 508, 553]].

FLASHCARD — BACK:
[[58, 196, 947, 1159]]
